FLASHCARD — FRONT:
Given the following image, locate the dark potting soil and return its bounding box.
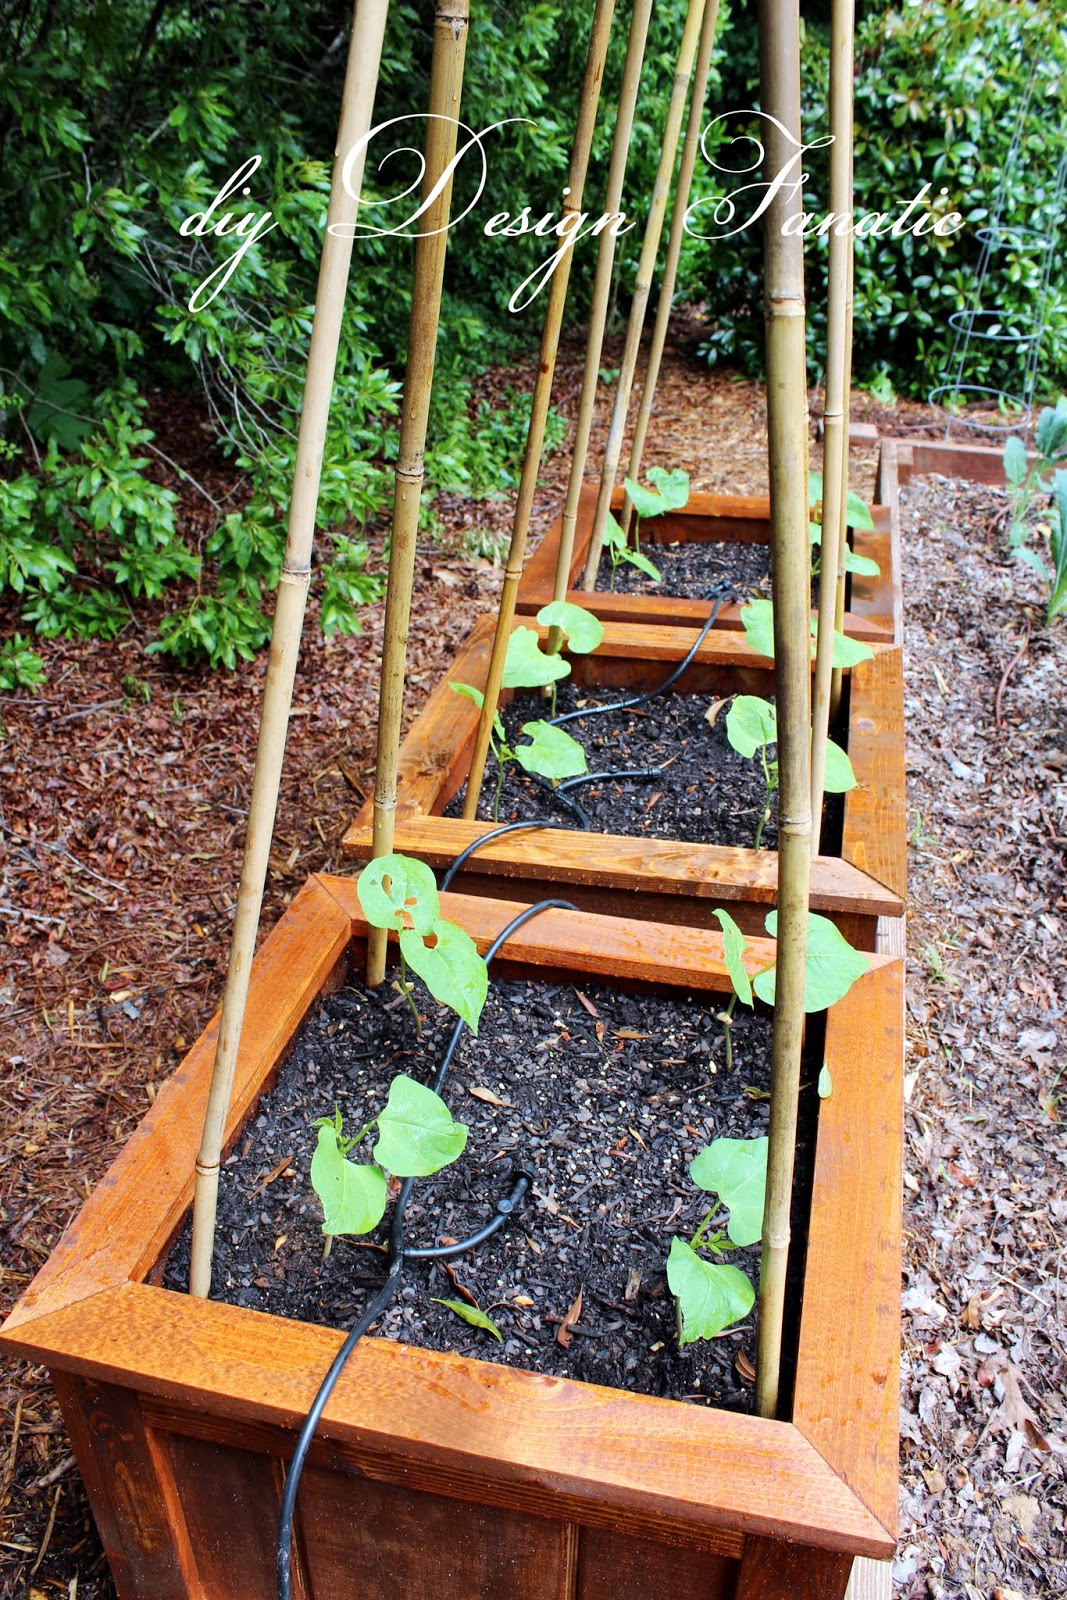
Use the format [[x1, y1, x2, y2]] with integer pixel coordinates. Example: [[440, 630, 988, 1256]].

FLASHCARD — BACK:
[[447, 681, 844, 852], [164, 972, 819, 1413], [596, 536, 771, 598]]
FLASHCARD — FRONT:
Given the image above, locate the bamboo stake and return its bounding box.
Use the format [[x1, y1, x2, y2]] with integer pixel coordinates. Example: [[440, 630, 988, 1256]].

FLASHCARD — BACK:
[[579, 0, 706, 591], [546, 0, 654, 644], [810, 0, 855, 851], [830, 239, 856, 715], [462, 0, 616, 820], [189, 0, 390, 1300], [619, 0, 721, 540], [366, 1, 471, 987], [754, 0, 812, 1420]]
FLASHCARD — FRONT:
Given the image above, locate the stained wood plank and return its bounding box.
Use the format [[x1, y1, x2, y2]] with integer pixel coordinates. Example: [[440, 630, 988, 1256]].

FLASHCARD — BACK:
[[298, 1461, 578, 1600], [517, 586, 892, 642], [15, 1283, 892, 1558], [885, 436, 1008, 489], [844, 1558, 893, 1600], [156, 1428, 286, 1599], [793, 961, 904, 1541], [841, 650, 908, 901], [51, 1372, 199, 1600], [320, 879, 895, 992], [3, 874, 351, 1330], [341, 818, 903, 921], [735, 1534, 853, 1600], [576, 1525, 735, 1600]]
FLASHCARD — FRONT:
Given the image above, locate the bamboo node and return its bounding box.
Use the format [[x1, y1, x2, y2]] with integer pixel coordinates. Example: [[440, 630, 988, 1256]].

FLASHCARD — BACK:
[[279, 560, 311, 587], [396, 466, 425, 485], [778, 819, 812, 837], [765, 1229, 791, 1251], [195, 1158, 220, 1177], [764, 292, 806, 316]]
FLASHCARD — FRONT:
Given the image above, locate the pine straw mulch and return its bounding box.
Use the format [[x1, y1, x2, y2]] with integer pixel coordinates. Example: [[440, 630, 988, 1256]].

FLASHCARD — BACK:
[[0, 332, 1060, 1597]]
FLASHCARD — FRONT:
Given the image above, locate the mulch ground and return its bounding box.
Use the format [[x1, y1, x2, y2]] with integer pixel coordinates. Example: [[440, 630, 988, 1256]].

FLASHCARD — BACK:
[[0, 331, 1062, 1597]]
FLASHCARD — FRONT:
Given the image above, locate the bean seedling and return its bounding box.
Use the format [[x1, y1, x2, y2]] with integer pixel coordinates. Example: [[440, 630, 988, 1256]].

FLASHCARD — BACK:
[[451, 622, 594, 817], [603, 466, 691, 588], [740, 597, 874, 668], [725, 693, 857, 849], [1004, 400, 1067, 624], [807, 471, 880, 579]]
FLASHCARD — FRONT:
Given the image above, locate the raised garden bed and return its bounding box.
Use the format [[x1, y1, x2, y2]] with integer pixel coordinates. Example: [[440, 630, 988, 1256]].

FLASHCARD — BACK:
[[0, 874, 903, 1600], [516, 483, 901, 646], [343, 616, 906, 950]]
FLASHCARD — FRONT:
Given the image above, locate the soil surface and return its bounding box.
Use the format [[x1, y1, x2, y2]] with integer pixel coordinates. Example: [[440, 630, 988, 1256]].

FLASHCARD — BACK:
[[595, 535, 771, 598], [448, 681, 783, 850], [2, 328, 1063, 1596], [164, 974, 794, 1412]]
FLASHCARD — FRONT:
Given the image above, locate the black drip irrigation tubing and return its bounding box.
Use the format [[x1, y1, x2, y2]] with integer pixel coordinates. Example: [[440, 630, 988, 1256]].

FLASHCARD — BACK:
[[276, 581, 736, 1595]]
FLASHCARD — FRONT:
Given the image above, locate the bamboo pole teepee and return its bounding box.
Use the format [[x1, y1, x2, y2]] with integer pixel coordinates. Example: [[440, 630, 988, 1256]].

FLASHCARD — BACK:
[[546, 0, 654, 647], [753, 0, 813, 1419], [366, 1, 471, 987], [580, 0, 706, 591], [810, 0, 855, 849], [461, 0, 616, 821], [189, 0, 390, 1299], [619, 0, 721, 539]]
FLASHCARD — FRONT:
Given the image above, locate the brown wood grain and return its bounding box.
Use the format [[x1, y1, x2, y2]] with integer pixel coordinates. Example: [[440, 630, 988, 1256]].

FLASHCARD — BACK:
[[156, 1428, 287, 1598], [4, 874, 351, 1331], [518, 585, 892, 642], [341, 818, 903, 924], [16, 1283, 891, 1558], [794, 960, 904, 1542], [51, 1372, 199, 1600], [576, 1525, 735, 1599], [736, 1535, 853, 1600], [881, 437, 1008, 490], [841, 650, 908, 902]]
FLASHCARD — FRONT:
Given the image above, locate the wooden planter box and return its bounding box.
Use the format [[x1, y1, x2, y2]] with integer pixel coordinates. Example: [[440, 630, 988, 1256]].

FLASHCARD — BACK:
[[876, 435, 1009, 512], [1, 876, 903, 1600], [343, 616, 906, 951], [516, 484, 901, 648]]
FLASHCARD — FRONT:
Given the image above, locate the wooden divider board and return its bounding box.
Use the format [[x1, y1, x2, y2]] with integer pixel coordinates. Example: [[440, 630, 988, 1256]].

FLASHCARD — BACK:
[[2, 877, 902, 1597], [515, 483, 897, 643], [341, 616, 907, 936]]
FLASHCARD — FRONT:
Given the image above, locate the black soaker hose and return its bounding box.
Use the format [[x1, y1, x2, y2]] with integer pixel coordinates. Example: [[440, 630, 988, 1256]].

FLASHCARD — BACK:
[[276, 896, 577, 1600]]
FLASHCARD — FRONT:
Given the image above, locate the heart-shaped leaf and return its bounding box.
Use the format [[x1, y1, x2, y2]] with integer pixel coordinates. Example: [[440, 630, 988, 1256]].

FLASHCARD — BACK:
[[449, 682, 504, 741], [725, 694, 776, 758], [512, 719, 588, 782], [843, 547, 881, 578], [503, 627, 570, 688], [689, 1136, 768, 1247], [754, 911, 870, 1012], [623, 476, 668, 520], [400, 920, 488, 1033], [357, 853, 439, 935], [373, 1072, 469, 1176], [1003, 435, 1028, 486], [647, 465, 691, 510], [666, 1237, 755, 1345], [713, 908, 752, 1007], [310, 1123, 387, 1236], [535, 601, 604, 655], [740, 599, 875, 668], [622, 544, 662, 581], [432, 1298, 503, 1341], [845, 489, 875, 531], [822, 738, 857, 793]]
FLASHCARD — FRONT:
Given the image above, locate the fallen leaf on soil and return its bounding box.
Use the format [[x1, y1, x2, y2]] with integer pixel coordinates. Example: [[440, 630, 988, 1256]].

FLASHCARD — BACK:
[[614, 1028, 652, 1041], [556, 1285, 583, 1348], [573, 989, 599, 1017], [468, 1085, 508, 1107], [624, 1268, 642, 1302], [704, 697, 730, 728], [734, 1350, 756, 1384]]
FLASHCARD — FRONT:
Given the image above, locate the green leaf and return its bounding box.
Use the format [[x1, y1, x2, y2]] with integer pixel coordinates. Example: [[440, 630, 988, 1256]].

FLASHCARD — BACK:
[[535, 600, 604, 654], [432, 1298, 503, 1341], [503, 626, 570, 688], [309, 1124, 387, 1236], [818, 1065, 833, 1099], [621, 545, 662, 581], [845, 489, 875, 531], [739, 598, 776, 659], [754, 911, 870, 1012], [399, 920, 488, 1033], [822, 738, 857, 793], [740, 598, 874, 667], [512, 719, 588, 781], [602, 511, 626, 551], [808, 471, 824, 508], [449, 682, 504, 741], [844, 547, 881, 578], [713, 908, 752, 1007], [689, 1136, 768, 1247], [373, 1072, 469, 1176], [1003, 435, 1028, 486], [725, 694, 776, 757], [357, 853, 439, 936], [623, 476, 668, 520], [1035, 405, 1067, 462], [646, 465, 690, 510], [666, 1237, 755, 1345]]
